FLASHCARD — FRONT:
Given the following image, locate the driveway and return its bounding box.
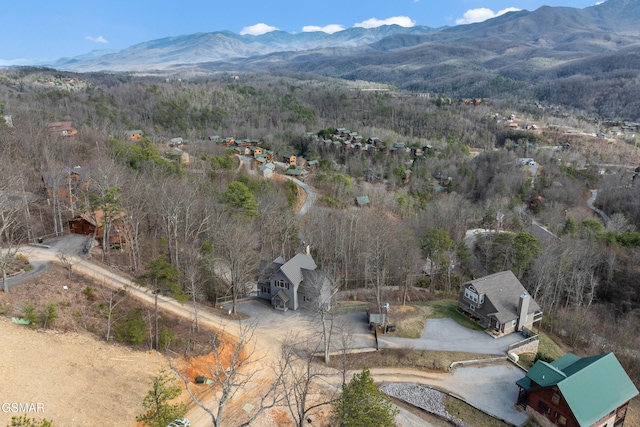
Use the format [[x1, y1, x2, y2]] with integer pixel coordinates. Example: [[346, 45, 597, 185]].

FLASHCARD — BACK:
[[233, 301, 529, 426], [4, 234, 88, 290], [379, 318, 525, 355], [374, 363, 530, 426]]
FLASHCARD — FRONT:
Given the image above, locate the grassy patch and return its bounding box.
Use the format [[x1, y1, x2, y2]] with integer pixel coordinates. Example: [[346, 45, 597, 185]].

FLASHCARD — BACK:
[[444, 396, 511, 427], [518, 331, 567, 369], [391, 305, 432, 338]]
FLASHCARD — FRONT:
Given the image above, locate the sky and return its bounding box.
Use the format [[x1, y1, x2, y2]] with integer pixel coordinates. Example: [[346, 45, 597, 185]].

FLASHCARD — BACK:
[[0, 0, 605, 65]]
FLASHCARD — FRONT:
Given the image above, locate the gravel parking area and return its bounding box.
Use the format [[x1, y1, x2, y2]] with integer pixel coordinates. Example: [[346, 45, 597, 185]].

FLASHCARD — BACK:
[[381, 384, 470, 427]]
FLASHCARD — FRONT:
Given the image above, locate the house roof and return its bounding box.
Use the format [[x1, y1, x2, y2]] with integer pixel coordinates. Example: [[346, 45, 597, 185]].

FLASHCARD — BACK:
[[280, 253, 317, 287], [463, 270, 541, 324], [256, 258, 284, 284], [42, 166, 89, 188], [70, 208, 126, 227], [126, 129, 143, 135], [272, 289, 290, 304], [285, 169, 306, 176], [517, 353, 639, 427]]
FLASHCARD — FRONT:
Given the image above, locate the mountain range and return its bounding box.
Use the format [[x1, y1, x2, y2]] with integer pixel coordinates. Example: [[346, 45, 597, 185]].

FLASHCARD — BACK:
[[45, 0, 640, 118], [51, 25, 439, 72]]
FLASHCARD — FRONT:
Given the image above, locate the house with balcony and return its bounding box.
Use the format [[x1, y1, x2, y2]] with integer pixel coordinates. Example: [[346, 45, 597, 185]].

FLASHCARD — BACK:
[[458, 270, 543, 335], [516, 352, 638, 427]]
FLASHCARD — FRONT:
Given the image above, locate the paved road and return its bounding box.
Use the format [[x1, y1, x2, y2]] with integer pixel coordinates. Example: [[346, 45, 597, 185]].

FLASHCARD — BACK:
[[588, 189, 611, 225], [283, 175, 317, 219], [4, 234, 88, 290]]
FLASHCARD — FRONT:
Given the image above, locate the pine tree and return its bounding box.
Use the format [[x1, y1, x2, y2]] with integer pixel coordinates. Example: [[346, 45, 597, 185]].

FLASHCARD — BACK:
[[136, 368, 187, 427], [333, 367, 398, 427]]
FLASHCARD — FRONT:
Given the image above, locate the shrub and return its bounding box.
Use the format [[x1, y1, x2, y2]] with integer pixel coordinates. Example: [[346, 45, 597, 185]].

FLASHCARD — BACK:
[[23, 302, 39, 326], [159, 327, 175, 351], [534, 352, 554, 363], [115, 308, 147, 345], [84, 286, 98, 302], [39, 303, 58, 329]]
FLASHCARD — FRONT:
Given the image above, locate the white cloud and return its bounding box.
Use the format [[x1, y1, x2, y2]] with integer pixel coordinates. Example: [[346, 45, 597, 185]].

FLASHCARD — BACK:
[[302, 24, 345, 34], [595, 1, 604, 4], [85, 35, 108, 44], [455, 7, 521, 25], [240, 23, 279, 36], [354, 16, 416, 29]]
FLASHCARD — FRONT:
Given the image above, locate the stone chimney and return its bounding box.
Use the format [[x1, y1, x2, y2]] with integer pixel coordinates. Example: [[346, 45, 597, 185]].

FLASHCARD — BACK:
[[517, 292, 530, 332]]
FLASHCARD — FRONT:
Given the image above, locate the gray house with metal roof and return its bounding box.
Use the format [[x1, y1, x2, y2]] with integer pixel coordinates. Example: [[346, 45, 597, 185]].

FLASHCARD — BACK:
[[458, 270, 542, 335], [516, 352, 638, 427], [256, 250, 332, 311]]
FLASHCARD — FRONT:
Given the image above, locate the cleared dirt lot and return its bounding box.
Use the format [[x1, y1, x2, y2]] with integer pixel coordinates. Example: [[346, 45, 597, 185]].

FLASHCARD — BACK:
[[0, 317, 166, 427]]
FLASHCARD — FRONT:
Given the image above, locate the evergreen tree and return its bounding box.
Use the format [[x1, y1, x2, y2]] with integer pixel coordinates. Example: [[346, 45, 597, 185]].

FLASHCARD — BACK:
[[333, 368, 398, 427], [136, 368, 187, 427]]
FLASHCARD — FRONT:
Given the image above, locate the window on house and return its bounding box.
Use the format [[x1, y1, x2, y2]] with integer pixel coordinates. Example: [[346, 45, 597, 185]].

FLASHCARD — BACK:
[[512, 319, 517, 327], [275, 280, 290, 290], [480, 294, 485, 304], [260, 286, 270, 294], [538, 401, 549, 414], [464, 288, 478, 303], [469, 304, 475, 311], [303, 295, 312, 302], [558, 415, 567, 426], [552, 393, 560, 405]]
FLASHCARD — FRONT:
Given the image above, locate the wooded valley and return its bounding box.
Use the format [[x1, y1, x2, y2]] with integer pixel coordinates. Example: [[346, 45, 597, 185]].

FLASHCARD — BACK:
[[1, 66, 640, 383]]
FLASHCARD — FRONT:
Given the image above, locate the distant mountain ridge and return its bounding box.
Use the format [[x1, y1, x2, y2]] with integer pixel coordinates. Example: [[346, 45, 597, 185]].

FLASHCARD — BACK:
[[52, 25, 438, 72], [48, 0, 640, 75], [40, 0, 640, 118]]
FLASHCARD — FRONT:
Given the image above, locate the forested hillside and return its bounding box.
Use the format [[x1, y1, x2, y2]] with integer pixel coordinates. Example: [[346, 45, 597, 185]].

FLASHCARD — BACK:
[[1, 67, 639, 380]]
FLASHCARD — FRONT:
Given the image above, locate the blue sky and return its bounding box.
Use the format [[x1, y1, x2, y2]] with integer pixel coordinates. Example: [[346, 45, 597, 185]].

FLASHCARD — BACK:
[[1, 0, 603, 64]]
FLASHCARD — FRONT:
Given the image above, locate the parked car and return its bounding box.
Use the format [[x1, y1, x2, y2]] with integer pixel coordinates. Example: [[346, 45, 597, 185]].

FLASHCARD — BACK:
[[167, 419, 190, 427]]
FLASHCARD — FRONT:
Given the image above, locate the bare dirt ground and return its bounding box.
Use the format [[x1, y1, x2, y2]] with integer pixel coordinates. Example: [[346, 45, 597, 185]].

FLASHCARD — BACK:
[[0, 316, 166, 427]]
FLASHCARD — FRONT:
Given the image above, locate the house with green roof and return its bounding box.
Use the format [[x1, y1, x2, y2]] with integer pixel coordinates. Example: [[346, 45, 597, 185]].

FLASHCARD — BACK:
[[516, 352, 638, 427]]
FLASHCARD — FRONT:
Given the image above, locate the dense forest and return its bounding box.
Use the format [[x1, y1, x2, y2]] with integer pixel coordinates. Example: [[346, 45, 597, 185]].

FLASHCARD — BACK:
[[1, 67, 639, 379]]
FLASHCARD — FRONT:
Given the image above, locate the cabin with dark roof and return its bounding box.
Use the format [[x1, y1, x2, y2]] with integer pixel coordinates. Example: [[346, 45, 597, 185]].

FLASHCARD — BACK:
[[256, 249, 332, 311], [458, 270, 543, 335]]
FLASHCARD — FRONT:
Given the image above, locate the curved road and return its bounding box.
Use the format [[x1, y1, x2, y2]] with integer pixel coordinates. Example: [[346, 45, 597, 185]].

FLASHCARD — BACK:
[[587, 189, 611, 225]]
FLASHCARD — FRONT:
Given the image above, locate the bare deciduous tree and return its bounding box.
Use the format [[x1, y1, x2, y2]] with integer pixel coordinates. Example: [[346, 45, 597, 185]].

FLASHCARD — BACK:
[[0, 174, 26, 293], [99, 279, 128, 342], [213, 219, 257, 314], [278, 335, 340, 427], [173, 322, 284, 427]]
